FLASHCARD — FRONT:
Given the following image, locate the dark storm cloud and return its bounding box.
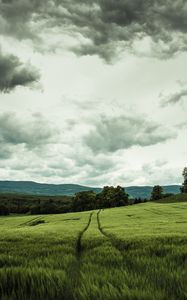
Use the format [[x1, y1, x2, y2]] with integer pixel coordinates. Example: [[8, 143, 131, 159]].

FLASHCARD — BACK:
[[84, 115, 176, 153], [0, 49, 40, 92], [0, 0, 45, 39], [69, 0, 187, 60], [161, 88, 187, 106], [0, 113, 56, 155], [0, 0, 187, 60]]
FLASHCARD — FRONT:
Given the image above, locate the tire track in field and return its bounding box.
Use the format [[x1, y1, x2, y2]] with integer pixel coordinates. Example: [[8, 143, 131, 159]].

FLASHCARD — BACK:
[[144, 208, 172, 216], [63, 212, 94, 300], [97, 210, 130, 252], [169, 205, 187, 210], [97, 210, 106, 237], [18, 216, 44, 227], [76, 212, 93, 257]]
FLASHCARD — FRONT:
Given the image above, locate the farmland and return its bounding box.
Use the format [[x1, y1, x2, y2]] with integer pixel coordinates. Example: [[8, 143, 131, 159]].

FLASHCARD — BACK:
[[0, 197, 187, 300]]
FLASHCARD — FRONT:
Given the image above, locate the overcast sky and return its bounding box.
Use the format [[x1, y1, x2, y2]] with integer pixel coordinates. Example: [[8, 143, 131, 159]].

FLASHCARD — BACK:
[[0, 0, 187, 187]]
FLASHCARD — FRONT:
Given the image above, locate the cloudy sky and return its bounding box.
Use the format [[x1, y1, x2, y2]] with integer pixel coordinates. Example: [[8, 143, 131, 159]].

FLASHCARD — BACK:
[[0, 0, 187, 187]]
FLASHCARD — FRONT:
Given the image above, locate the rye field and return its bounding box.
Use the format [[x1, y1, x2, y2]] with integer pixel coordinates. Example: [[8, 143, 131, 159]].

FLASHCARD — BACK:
[[0, 198, 187, 300]]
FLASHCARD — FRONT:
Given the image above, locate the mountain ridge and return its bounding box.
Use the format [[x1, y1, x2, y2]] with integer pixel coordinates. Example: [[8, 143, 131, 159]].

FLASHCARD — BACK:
[[0, 181, 181, 199]]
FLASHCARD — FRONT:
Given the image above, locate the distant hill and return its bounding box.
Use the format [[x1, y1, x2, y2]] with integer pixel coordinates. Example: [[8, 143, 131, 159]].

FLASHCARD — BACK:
[[126, 185, 181, 199], [0, 181, 102, 196], [0, 181, 181, 199]]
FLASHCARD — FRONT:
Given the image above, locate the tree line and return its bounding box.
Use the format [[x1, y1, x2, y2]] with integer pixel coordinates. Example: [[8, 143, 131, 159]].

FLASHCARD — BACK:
[[0, 167, 186, 216], [0, 186, 129, 216], [72, 186, 129, 212]]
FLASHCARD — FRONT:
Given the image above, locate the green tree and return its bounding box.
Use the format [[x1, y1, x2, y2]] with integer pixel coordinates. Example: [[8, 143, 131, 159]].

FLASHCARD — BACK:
[[151, 185, 163, 200], [134, 198, 142, 204], [0, 204, 9, 216], [30, 205, 41, 215], [97, 186, 129, 208], [72, 191, 97, 212], [181, 167, 187, 193], [40, 200, 59, 214]]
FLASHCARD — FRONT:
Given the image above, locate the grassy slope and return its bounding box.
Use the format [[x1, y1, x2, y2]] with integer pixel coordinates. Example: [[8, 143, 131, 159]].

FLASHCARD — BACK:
[[0, 196, 186, 300]]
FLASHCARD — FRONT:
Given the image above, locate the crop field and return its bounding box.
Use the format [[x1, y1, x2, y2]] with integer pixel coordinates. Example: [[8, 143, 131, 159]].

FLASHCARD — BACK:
[[0, 200, 187, 300]]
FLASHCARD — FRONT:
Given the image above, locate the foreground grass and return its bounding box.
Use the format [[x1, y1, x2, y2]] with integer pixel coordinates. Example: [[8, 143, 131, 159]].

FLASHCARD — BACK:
[[0, 212, 90, 299], [0, 197, 187, 299]]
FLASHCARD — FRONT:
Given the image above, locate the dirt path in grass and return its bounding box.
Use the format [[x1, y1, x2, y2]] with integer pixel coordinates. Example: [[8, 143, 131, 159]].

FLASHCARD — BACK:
[[76, 212, 93, 257], [96, 209, 106, 237], [144, 208, 172, 216], [64, 212, 94, 299], [18, 216, 44, 227], [97, 209, 131, 251], [96, 209, 115, 242]]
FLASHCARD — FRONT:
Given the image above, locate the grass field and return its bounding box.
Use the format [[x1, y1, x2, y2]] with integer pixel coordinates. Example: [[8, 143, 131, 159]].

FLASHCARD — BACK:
[[0, 197, 187, 300]]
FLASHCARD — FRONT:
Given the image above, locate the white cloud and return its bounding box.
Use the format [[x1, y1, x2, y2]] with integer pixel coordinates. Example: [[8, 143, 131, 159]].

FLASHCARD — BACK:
[[0, 1, 186, 186]]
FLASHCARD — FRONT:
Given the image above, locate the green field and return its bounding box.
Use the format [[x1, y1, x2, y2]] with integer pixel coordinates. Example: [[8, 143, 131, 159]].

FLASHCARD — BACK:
[[0, 198, 187, 300]]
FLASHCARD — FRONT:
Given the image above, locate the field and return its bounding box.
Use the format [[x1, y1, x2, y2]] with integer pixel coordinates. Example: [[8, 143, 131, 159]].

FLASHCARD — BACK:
[[0, 198, 187, 300]]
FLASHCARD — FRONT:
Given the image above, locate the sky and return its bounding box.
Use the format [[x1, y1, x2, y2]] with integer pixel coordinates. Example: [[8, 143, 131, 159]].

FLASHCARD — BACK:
[[0, 0, 187, 187]]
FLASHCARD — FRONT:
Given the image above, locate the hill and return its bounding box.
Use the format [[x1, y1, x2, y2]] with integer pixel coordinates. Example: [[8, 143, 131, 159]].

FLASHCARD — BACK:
[[0, 181, 101, 196], [126, 185, 181, 199], [0, 181, 181, 198]]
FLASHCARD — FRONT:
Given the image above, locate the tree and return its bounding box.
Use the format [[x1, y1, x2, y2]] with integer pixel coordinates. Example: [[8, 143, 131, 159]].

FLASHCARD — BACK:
[[162, 193, 174, 198], [0, 204, 9, 216], [183, 167, 187, 180], [97, 186, 129, 208], [30, 205, 41, 215], [181, 167, 187, 193], [40, 199, 59, 214], [114, 186, 129, 207], [72, 191, 97, 212], [151, 185, 163, 200], [134, 198, 142, 204]]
